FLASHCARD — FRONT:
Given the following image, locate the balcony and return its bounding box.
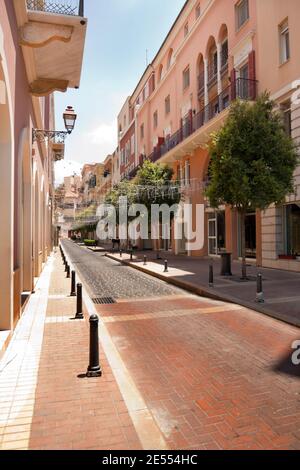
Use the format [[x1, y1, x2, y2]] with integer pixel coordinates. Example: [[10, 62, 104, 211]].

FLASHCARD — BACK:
[[14, 0, 87, 96], [26, 0, 84, 16], [149, 78, 258, 164]]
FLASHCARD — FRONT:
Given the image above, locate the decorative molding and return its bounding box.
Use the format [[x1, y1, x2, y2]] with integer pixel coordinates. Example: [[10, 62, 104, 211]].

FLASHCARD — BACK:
[[29, 78, 69, 96], [20, 22, 73, 48]]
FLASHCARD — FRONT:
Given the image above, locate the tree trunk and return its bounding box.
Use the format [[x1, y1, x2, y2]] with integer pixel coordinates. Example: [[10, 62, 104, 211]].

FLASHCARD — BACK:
[[240, 209, 247, 280]]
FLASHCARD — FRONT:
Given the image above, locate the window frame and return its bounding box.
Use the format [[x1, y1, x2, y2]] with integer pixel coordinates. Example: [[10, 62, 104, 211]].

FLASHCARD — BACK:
[[165, 95, 171, 115], [195, 3, 201, 20], [279, 19, 290, 65], [153, 110, 158, 129], [183, 66, 190, 91], [235, 0, 249, 31], [184, 22, 189, 38]]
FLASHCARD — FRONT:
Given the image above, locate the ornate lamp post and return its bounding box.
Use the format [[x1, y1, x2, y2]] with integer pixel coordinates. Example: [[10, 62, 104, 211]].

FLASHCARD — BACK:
[[32, 106, 77, 144]]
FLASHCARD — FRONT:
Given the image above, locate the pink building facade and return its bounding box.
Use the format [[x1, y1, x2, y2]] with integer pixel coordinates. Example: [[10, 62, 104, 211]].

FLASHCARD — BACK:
[[0, 0, 87, 356], [116, 0, 300, 271]]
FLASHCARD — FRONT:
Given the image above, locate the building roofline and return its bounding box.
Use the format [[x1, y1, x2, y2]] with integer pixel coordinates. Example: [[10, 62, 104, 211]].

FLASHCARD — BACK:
[[130, 0, 189, 99]]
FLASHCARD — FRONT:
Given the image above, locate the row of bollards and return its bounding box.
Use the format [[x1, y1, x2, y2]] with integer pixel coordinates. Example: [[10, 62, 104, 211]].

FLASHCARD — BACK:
[[59, 244, 102, 379], [208, 262, 265, 303]]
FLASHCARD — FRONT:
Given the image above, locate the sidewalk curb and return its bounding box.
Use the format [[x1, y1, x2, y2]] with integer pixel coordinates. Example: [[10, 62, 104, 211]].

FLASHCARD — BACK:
[[105, 253, 300, 329]]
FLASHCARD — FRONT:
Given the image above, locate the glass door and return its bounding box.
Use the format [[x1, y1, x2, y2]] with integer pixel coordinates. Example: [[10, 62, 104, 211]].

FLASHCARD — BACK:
[[208, 211, 226, 255], [208, 213, 217, 255], [238, 63, 249, 99]]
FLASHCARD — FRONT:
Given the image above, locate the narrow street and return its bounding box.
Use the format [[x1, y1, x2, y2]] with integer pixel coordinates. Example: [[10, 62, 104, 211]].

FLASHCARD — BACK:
[[61, 240, 183, 300], [0, 243, 299, 450], [59, 241, 300, 450]]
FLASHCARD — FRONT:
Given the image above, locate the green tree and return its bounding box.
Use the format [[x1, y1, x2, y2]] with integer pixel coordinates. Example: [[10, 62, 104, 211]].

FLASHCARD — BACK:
[[206, 93, 298, 279], [135, 159, 180, 210]]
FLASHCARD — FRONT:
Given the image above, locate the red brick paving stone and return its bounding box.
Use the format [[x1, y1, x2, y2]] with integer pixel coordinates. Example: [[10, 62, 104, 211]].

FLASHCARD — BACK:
[[32, 262, 142, 450], [100, 293, 300, 450], [0, 254, 142, 451]]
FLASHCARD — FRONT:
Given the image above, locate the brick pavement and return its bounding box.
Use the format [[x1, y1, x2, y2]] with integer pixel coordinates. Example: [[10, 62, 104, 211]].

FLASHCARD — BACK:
[[96, 297, 300, 450], [105, 250, 300, 327], [0, 248, 300, 450], [0, 253, 144, 450]]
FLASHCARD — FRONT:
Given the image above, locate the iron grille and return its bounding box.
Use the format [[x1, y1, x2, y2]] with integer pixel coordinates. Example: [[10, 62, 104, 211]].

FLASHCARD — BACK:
[[92, 297, 116, 305], [26, 0, 84, 17]]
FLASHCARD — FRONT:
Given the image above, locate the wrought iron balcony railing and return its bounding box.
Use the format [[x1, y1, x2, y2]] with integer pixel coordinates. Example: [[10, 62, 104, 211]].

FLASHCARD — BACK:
[[122, 78, 258, 180], [26, 0, 84, 16], [149, 78, 258, 164]]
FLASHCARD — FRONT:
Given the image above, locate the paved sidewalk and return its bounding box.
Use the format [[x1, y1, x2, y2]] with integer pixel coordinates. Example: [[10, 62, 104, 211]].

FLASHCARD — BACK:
[[1, 247, 300, 450], [0, 252, 148, 450], [105, 250, 300, 327]]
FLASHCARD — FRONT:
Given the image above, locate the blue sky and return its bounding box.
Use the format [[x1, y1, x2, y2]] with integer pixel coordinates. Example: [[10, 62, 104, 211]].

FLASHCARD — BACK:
[[55, 0, 185, 175]]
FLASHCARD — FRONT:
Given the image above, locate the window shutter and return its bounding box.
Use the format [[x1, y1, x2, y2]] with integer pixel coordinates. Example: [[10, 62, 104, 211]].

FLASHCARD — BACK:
[[230, 69, 236, 100], [248, 50, 256, 100]]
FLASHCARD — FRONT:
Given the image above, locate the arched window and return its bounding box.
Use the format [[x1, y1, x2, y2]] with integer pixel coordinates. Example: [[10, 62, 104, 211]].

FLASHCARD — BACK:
[[158, 64, 164, 82], [167, 49, 174, 69], [218, 24, 229, 74], [205, 36, 218, 87]]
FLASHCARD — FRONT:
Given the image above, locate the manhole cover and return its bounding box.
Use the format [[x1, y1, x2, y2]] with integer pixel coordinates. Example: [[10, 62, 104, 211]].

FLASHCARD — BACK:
[[92, 297, 116, 305]]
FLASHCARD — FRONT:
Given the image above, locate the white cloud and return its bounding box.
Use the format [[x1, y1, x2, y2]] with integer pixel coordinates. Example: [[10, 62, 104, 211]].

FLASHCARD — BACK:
[[87, 120, 118, 159], [55, 160, 83, 186]]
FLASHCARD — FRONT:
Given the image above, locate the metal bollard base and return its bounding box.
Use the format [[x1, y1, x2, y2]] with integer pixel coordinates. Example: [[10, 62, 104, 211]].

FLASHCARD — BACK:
[[86, 367, 102, 378], [256, 292, 265, 303], [75, 312, 84, 320]]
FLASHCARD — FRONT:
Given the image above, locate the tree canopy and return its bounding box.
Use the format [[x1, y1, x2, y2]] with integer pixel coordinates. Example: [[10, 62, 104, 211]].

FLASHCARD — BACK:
[[206, 93, 298, 278], [206, 93, 298, 212]]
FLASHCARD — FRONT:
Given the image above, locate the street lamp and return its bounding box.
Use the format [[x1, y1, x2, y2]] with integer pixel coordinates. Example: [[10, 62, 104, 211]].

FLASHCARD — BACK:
[[63, 106, 77, 134], [32, 106, 78, 143]]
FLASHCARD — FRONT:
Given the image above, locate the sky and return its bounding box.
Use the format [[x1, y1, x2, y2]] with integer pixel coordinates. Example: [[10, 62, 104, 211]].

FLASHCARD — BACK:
[[55, 0, 185, 182]]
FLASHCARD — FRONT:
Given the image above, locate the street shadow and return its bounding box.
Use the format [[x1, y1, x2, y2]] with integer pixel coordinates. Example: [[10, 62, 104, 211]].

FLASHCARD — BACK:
[[273, 352, 300, 378]]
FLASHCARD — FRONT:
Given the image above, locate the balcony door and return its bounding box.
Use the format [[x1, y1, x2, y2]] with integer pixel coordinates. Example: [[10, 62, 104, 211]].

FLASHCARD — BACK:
[[208, 211, 226, 256], [238, 63, 249, 99]]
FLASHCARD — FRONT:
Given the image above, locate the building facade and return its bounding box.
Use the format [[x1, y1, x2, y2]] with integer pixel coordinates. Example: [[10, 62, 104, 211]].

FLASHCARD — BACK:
[[257, 0, 300, 271], [0, 0, 87, 355], [114, 0, 300, 271]]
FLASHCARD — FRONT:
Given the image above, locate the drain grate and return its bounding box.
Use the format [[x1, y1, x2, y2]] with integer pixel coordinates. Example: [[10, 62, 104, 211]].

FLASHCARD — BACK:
[[92, 297, 116, 305]]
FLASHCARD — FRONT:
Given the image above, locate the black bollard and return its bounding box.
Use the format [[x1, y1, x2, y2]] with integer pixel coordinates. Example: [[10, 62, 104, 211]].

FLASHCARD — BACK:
[[75, 283, 84, 319], [120, 250, 122, 258], [256, 273, 264, 303], [70, 271, 76, 297], [86, 315, 102, 378], [130, 249, 133, 261], [209, 262, 214, 288], [164, 260, 168, 273], [66, 264, 70, 279], [65, 261, 68, 272], [144, 255, 147, 266]]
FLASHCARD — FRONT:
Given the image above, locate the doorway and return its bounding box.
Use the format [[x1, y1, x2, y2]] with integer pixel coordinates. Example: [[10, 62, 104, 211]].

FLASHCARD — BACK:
[[208, 211, 226, 255], [238, 212, 256, 259]]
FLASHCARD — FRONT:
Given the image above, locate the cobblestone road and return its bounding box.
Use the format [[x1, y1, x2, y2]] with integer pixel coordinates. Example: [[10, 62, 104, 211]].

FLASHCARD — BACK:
[[62, 240, 182, 300]]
